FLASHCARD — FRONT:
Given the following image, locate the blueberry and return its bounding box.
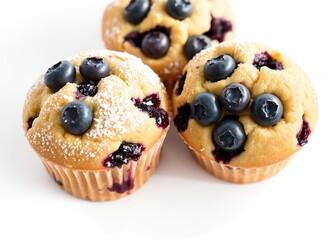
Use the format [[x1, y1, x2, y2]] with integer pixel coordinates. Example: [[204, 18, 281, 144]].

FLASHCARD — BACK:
[[204, 55, 236, 82], [124, 0, 151, 25], [61, 101, 93, 135], [184, 35, 212, 60], [77, 84, 98, 97], [44, 60, 76, 92], [166, 0, 193, 20], [191, 92, 222, 126], [141, 31, 170, 59], [213, 120, 246, 152], [221, 83, 250, 113], [79, 57, 110, 84], [251, 94, 283, 126]]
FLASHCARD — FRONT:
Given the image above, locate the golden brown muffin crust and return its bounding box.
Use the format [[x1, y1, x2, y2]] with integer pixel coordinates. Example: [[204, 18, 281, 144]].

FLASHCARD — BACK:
[[102, 0, 235, 81], [172, 42, 318, 168], [23, 50, 169, 170]]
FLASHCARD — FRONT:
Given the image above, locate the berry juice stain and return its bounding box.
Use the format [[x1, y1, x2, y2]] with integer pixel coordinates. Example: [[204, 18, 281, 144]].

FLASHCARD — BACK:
[[102, 142, 146, 168], [108, 168, 135, 194], [297, 119, 311, 146], [253, 51, 283, 70], [132, 93, 169, 129]]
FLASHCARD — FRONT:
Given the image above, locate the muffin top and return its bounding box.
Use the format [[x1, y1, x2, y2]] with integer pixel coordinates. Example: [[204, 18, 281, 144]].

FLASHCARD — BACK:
[[172, 42, 318, 168], [23, 50, 169, 170], [102, 0, 234, 81]]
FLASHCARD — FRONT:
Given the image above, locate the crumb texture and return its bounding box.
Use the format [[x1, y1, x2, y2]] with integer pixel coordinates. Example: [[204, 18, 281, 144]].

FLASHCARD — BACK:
[[172, 42, 318, 168], [102, 0, 235, 81], [23, 50, 169, 170]]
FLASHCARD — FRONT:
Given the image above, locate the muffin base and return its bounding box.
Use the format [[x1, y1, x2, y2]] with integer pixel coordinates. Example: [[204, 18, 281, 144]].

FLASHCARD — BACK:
[[41, 131, 167, 201], [192, 150, 292, 183]]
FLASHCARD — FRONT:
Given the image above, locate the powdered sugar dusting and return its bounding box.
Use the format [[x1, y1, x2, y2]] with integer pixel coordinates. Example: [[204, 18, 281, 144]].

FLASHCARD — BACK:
[[26, 50, 167, 168], [115, 57, 161, 90], [87, 76, 145, 140], [162, 60, 182, 75], [24, 76, 44, 107], [105, 16, 121, 42]]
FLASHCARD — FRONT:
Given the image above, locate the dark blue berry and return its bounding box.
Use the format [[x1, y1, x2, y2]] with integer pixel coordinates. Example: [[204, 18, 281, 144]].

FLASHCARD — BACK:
[[61, 101, 93, 135], [213, 120, 246, 152], [253, 52, 283, 70], [204, 55, 236, 82], [141, 31, 170, 59], [102, 142, 145, 168], [44, 60, 76, 92], [124, 0, 151, 25], [79, 57, 110, 84], [166, 0, 193, 20], [251, 94, 283, 126], [184, 35, 212, 60], [124, 26, 171, 48], [77, 84, 98, 97], [221, 83, 250, 113], [191, 92, 222, 126]]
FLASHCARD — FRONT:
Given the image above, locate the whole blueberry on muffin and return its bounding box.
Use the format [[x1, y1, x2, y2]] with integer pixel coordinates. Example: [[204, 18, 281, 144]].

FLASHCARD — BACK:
[[102, 0, 235, 90], [23, 50, 170, 201], [172, 42, 318, 183]]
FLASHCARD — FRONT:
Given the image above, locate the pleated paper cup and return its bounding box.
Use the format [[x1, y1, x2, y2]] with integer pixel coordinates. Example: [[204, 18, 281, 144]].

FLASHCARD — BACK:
[[40, 131, 167, 201], [191, 149, 292, 183]]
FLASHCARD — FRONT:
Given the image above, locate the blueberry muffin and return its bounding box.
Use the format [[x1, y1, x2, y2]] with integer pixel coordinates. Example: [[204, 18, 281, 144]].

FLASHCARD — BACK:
[[102, 0, 235, 89], [23, 50, 170, 201], [172, 42, 318, 183]]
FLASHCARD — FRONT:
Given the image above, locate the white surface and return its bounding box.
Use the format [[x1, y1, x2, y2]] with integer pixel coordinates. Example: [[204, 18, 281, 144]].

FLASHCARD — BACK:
[[1, 0, 327, 239]]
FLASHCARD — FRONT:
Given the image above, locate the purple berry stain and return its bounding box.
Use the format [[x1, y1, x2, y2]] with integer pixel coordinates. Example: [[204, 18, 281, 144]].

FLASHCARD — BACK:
[[204, 17, 233, 42], [102, 142, 146, 168], [175, 72, 187, 96], [132, 93, 169, 129], [253, 51, 283, 70], [173, 103, 192, 132], [124, 26, 171, 48], [108, 167, 135, 194], [211, 115, 244, 163], [297, 118, 311, 146]]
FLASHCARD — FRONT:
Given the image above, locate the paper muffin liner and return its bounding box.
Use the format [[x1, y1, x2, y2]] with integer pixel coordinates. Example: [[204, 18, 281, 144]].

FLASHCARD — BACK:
[[40, 131, 167, 201], [191, 149, 292, 183]]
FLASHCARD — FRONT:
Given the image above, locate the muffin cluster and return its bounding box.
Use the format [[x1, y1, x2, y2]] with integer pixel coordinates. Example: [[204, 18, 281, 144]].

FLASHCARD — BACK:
[[23, 1, 319, 200]]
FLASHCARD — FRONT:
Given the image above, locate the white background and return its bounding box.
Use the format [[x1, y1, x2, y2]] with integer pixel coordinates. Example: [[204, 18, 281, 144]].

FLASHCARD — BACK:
[[1, 0, 327, 239]]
